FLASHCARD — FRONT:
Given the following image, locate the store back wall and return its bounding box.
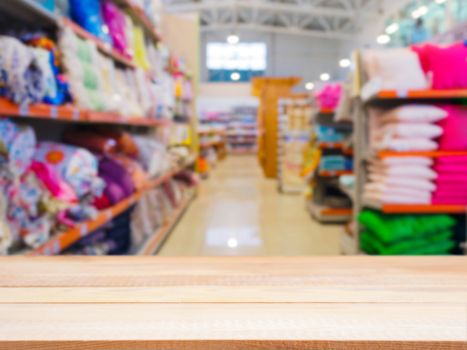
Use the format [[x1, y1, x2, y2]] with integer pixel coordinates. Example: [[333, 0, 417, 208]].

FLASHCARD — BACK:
[[201, 30, 344, 87]]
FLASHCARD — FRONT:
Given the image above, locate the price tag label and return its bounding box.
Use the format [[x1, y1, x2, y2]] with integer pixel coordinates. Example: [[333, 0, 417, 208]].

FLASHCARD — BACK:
[[50, 106, 58, 119], [80, 225, 88, 237], [19, 104, 29, 117], [397, 90, 408, 98], [72, 108, 80, 121]]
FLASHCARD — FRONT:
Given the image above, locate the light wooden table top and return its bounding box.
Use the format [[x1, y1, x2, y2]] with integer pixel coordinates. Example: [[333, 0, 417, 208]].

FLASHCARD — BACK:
[[0, 256, 465, 349]]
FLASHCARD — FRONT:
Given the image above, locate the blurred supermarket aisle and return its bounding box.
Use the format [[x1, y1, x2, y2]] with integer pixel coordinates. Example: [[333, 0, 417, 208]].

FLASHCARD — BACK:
[[160, 156, 341, 256]]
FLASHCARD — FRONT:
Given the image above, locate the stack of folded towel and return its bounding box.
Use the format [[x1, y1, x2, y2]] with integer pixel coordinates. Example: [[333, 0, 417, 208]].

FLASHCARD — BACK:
[[369, 105, 446, 152], [364, 156, 435, 204], [358, 210, 456, 255]]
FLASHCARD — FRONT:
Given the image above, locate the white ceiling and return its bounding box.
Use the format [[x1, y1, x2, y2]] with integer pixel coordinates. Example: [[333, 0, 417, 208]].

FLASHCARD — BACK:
[[162, 0, 395, 40]]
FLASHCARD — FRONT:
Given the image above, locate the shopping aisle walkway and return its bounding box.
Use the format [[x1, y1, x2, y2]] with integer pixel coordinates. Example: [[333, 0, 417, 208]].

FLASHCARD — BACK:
[[160, 156, 341, 256]]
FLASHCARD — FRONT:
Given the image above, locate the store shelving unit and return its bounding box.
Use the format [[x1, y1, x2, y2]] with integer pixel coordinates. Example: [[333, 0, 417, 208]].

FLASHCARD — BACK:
[[307, 103, 353, 223], [134, 188, 196, 255], [0, 98, 171, 127], [1, 1, 198, 256], [226, 106, 259, 155], [277, 96, 312, 194], [26, 160, 196, 256], [349, 52, 467, 255]]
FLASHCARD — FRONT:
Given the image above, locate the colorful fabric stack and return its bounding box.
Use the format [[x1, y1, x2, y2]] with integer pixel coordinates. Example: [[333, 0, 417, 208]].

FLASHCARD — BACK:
[[0, 120, 105, 251], [0, 36, 45, 104], [364, 156, 435, 205], [314, 84, 342, 110], [358, 210, 456, 255], [369, 105, 446, 152]]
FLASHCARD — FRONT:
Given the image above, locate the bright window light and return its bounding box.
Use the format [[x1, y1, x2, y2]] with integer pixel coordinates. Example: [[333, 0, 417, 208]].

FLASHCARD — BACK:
[[206, 42, 267, 71], [339, 58, 351, 68], [231, 72, 241, 81], [377, 34, 391, 44], [227, 34, 239, 44], [385, 23, 399, 34], [305, 82, 315, 90], [412, 6, 428, 18], [320, 73, 330, 81]]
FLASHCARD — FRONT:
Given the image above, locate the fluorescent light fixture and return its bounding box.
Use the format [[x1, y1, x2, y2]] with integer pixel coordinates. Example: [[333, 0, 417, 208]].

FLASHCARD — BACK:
[[320, 73, 330, 81], [230, 72, 241, 81], [227, 34, 239, 44], [385, 23, 399, 34], [377, 34, 391, 44], [339, 58, 351, 68], [412, 5, 428, 18], [435, 0, 446, 4], [305, 82, 315, 90]]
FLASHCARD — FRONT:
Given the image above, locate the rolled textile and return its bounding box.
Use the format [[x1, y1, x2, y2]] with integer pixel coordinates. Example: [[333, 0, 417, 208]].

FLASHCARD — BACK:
[[98, 155, 135, 204], [101, 0, 131, 58], [34, 142, 104, 198], [95, 128, 139, 157], [0, 120, 36, 177], [111, 154, 148, 190], [63, 130, 118, 154], [0, 36, 45, 104], [133, 135, 167, 176]]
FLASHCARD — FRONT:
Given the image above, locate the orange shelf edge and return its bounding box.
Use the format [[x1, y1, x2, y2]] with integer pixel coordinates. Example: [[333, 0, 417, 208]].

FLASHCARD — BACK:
[[0, 98, 169, 127], [380, 204, 467, 214], [375, 89, 467, 100], [377, 150, 467, 158], [27, 163, 193, 256], [320, 208, 352, 216], [319, 108, 335, 114], [319, 170, 353, 177]]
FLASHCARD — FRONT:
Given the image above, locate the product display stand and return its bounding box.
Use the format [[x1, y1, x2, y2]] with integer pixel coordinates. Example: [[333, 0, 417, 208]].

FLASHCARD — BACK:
[[252, 77, 301, 178]]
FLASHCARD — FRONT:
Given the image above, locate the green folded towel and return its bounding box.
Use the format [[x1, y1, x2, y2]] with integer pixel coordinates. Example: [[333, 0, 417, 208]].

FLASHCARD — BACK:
[[360, 230, 454, 255], [358, 210, 455, 244]]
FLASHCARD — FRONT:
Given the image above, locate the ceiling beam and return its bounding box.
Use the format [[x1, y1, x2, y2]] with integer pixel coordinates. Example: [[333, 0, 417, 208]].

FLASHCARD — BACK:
[[165, 0, 378, 19], [201, 22, 353, 40]]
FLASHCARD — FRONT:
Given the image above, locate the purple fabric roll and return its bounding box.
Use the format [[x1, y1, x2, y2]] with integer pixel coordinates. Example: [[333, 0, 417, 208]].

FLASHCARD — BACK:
[[98, 156, 135, 204]]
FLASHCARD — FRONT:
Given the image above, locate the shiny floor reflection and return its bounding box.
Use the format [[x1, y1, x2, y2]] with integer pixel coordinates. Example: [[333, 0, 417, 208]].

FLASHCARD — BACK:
[[159, 156, 341, 256]]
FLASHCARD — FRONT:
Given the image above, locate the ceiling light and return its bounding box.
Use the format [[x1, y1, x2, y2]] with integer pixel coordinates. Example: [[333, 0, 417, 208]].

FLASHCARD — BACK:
[[227, 238, 238, 248], [435, 0, 446, 4], [320, 73, 330, 81], [227, 34, 239, 44], [385, 23, 399, 35], [231, 72, 241, 81], [412, 5, 428, 18], [339, 58, 351, 68], [305, 82, 315, 90], [377, 34, 391, 45]]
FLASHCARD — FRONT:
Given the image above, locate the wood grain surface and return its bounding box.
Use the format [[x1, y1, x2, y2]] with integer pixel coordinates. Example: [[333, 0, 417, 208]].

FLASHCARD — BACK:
[[0, 257, 465, 349]]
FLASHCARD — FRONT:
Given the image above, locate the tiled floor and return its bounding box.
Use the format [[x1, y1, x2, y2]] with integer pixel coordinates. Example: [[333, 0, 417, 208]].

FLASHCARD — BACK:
[[159, 156, 342, 256]]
